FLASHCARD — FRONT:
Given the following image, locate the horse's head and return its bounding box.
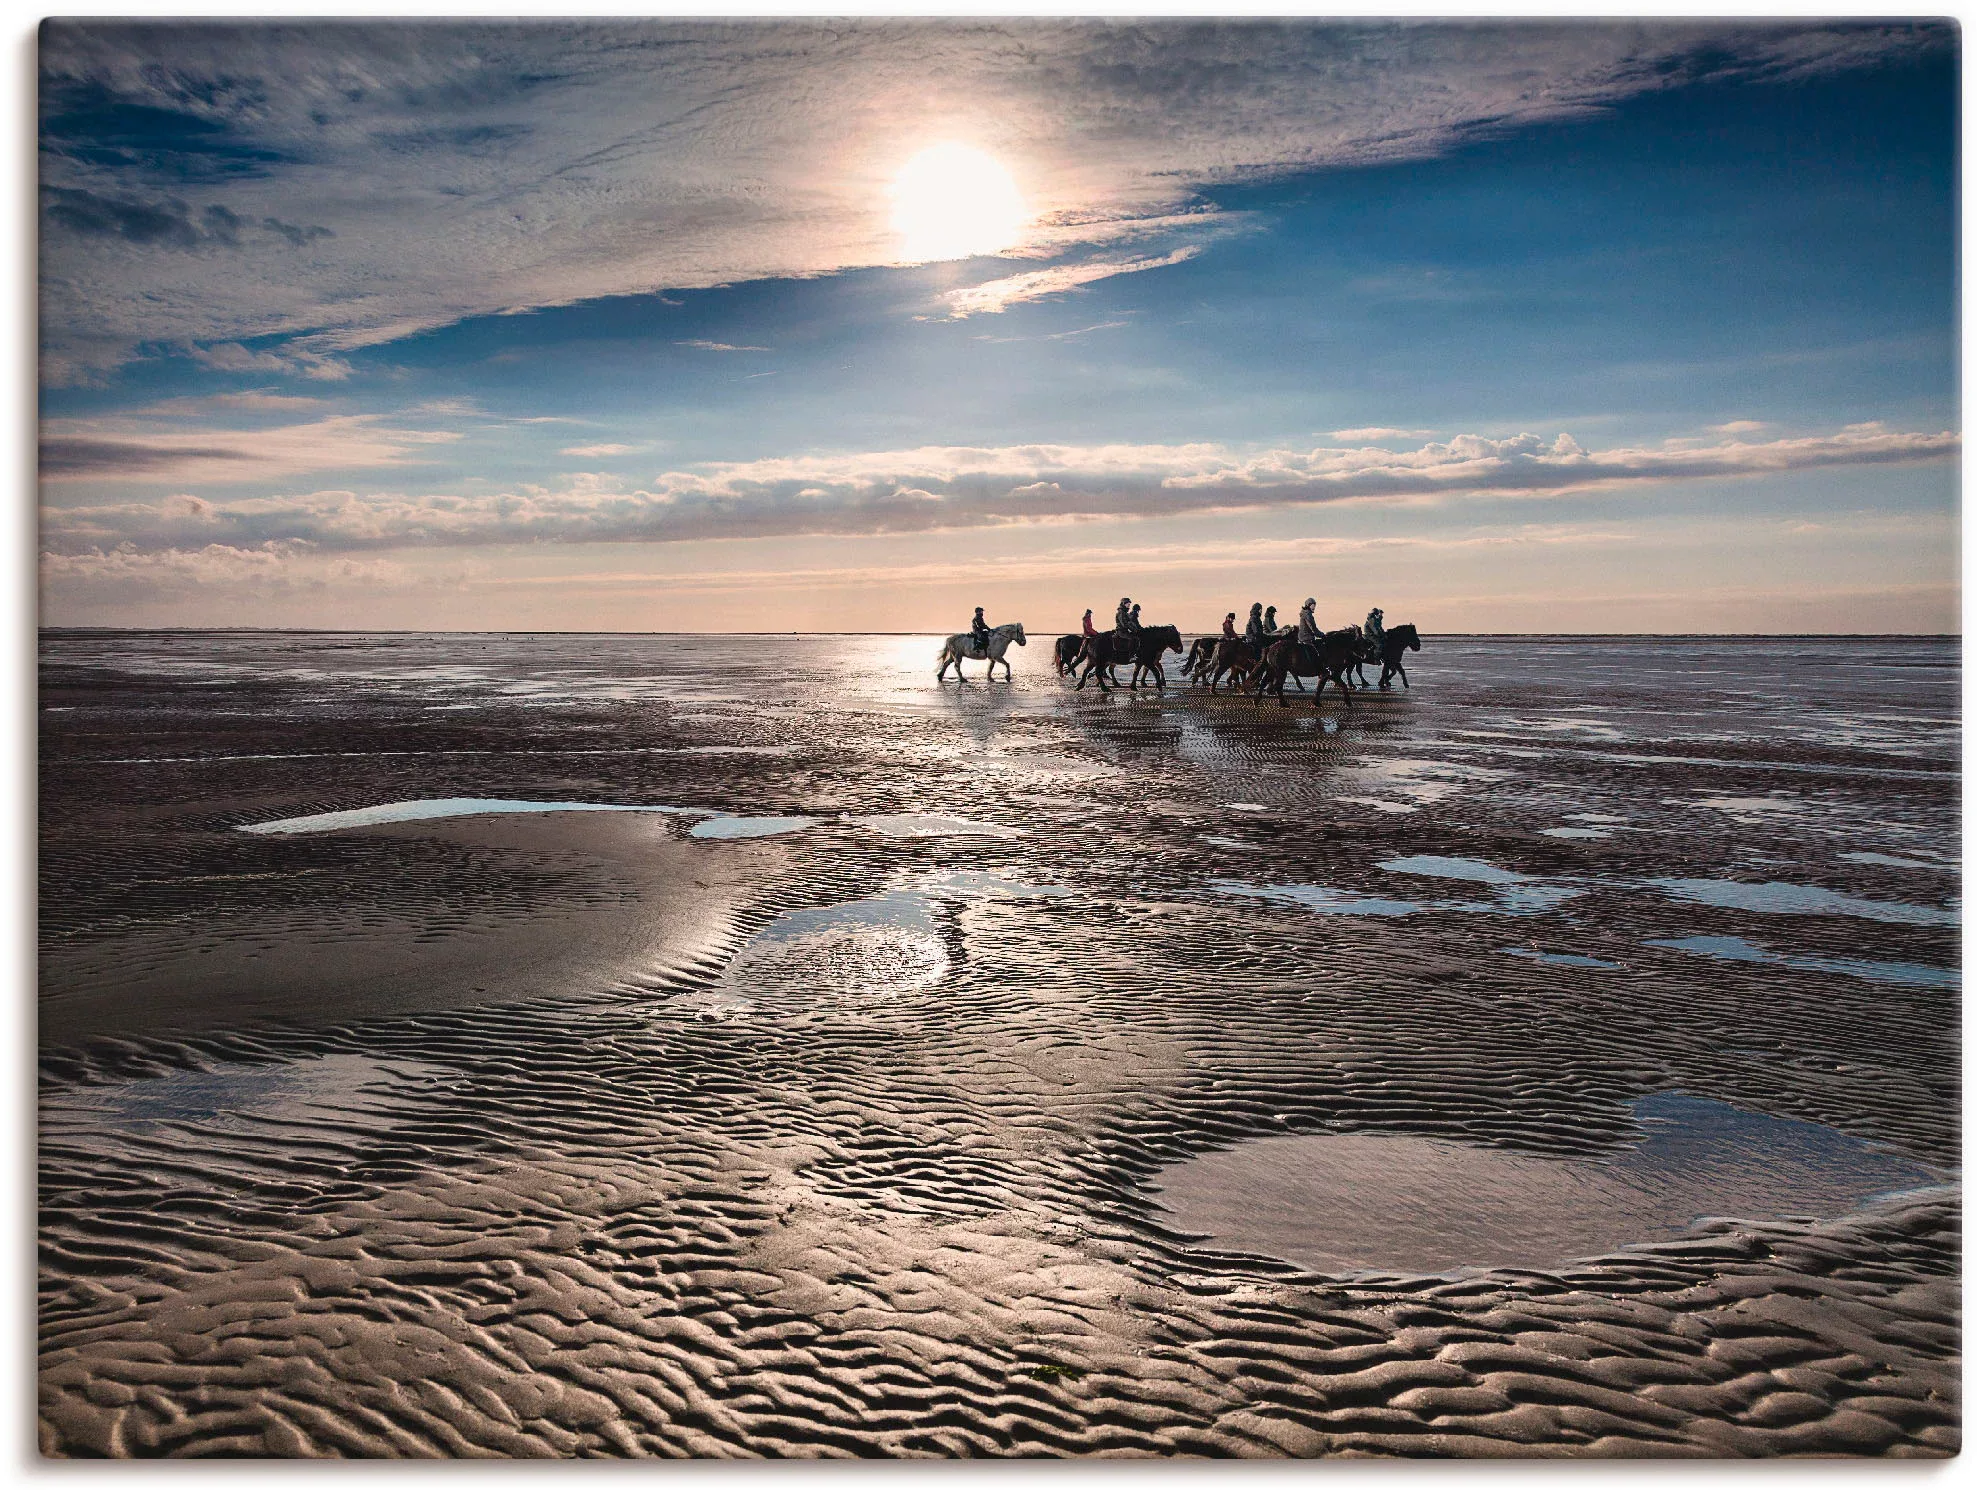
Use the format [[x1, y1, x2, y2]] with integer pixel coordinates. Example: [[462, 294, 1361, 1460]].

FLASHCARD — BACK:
[[1157, 625, 1182, 654], [1394, 623, 1420, 651], [1008, 622, 1027, 645]]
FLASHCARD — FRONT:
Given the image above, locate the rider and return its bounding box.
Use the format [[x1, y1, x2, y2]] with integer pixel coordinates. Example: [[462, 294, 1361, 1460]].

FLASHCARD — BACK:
[[1243, 602, 1267, 651], [1114, 596, 1133, 641], [1221, 612, 1238, 640], [1364, 606, 1387, 652], [1297, 597, 1321, 648], [1082, 608, 1098, 639], [1128, 602, 1142, 637], [1263, 604, 1281, 638], [970, 607, 992, 652]]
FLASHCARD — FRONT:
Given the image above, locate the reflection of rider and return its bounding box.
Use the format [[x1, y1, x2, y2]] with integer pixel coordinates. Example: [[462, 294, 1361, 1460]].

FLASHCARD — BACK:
[[970, 607, 991, 651], [1243, 603, 1266, 651], [1082, 608, 1098, 639], [1364, 606, 1386, 652]]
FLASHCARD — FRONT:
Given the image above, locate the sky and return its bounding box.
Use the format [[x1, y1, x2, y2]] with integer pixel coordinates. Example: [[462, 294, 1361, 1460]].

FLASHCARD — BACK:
[[37, 18, 1960, 633]]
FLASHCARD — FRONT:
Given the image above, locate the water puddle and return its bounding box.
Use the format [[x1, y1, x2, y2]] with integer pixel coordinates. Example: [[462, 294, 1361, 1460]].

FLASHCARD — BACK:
[[1648, 935, 1957, 990], [689, 815, 818, 839], [1651, 878, 1958, 927], [1379, 855, 1582, 914], [1211, 879, 1425, 917], [240, 798, 693, 835], [41, 1056, 454, 1140], [851, 813, 1022, 838], [240, 798, 821, 840], [698, 870, 1063, 1013], [1501, 947, 1619, 970], [1540, 826, 1609, 840], [1841, 851, 1956, 872], [1151, 1091, 1948, 1279]]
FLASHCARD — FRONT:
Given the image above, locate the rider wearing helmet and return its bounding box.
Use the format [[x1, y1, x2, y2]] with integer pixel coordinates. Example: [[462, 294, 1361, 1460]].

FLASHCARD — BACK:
[[971, 607, 992, 652], [1364, 606, 1387, 652], [1114, 596, 1133, 641], [1263, 604, 1280, 638], [1243, 602, 1267, 651], [1221, 612, 1238, 640], [1297, 598, 1320, 646], [1082, 608, 1098, 639]]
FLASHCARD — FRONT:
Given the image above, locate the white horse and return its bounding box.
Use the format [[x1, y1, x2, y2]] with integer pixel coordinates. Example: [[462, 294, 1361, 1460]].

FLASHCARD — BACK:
[[936, 622, 1026, 681]]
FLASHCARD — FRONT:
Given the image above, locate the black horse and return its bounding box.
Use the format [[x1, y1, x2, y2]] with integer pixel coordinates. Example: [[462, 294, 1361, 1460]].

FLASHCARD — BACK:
[[1053, 634, 1085, 676], [1076, 625, 1183, 692], [1252, 629, 1360, 708], [1375, 623, 1421, 688]]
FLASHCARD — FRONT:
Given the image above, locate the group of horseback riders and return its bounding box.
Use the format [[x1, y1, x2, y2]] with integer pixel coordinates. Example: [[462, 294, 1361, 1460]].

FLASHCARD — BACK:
[[949, 594, 1419, 701]]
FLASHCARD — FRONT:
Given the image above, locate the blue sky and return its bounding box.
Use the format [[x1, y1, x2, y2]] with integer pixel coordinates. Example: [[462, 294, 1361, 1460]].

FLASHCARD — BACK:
[[38, 19, 1959, 631]]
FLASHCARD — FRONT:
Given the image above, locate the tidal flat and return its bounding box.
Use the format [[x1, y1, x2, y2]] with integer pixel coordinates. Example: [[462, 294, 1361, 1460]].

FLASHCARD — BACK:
[[38, 631, 1959, 1457]]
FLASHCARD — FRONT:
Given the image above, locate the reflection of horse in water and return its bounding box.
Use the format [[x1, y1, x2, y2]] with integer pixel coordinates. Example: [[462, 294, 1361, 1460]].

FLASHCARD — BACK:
[[1075, 625, 1183, 692], [936, 622, 1027, 681], [1252, 628, 1360, 708]]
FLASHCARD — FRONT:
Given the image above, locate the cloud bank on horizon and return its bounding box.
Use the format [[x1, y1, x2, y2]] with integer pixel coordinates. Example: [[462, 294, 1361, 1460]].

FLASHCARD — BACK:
[[41, 427, 1959, 555]]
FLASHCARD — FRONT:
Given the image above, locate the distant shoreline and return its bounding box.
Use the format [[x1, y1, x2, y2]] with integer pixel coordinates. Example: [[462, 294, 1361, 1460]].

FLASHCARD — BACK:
[[32, 629, 1963, 641]]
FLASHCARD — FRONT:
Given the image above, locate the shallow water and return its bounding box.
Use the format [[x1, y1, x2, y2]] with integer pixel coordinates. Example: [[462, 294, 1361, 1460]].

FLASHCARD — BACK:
[[1651, 877, 1958, 927], [1153, 1091, 1949, 1278], [239, 797, 692, 834], [1649, 935, 1959, 990]]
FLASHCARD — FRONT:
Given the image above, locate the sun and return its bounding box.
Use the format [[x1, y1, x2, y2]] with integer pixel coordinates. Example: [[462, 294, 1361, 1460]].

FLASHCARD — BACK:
[[889, 143, 1027, 262]]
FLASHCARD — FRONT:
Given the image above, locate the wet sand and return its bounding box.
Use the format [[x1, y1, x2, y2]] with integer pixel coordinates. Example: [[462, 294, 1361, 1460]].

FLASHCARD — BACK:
[[39, 631, 1959, 1457]]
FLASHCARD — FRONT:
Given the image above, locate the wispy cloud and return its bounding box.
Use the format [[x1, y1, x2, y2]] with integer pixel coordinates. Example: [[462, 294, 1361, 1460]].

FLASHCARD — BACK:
[[560, 442, 643, 458], [41, 414, 462, 484], [1330, 427, 1437, 442], [39, 19, 1950, 379], [941, 249, 1199, 317], [675, 340, 770, 353], [42, 425, 1955, 556]]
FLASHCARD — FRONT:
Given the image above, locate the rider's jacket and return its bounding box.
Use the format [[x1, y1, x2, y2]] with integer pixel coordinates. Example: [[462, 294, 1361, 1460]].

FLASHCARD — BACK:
[[1114, 601, 1133, 632], [1082, 615, 1098, 638], [1297, 610, 1320, 645], [1365, 614, 1386, 648], [1222, 619, 1238, 640], [1244, 617, 1267, 649], [971, 617, 991, 646]]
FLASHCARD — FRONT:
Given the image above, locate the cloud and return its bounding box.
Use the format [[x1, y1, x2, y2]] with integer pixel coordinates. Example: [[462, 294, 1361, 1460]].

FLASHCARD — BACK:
[[675, 340, 770, 353], [941, 248, 1201, 317], [1330, 427, 1437, 442], [38, 19, 1951, 379], [40, 542, 453, 603], [1710, 420, 1769, 433], [41, 413, 462, 484], [560, 442, 643, 458], [41, 425, 1955, 556], [189, 341, 352, 381]]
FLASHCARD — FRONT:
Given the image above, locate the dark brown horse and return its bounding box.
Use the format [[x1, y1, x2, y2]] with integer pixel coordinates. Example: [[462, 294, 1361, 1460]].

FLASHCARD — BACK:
[[1076, 625, 1183, 692], [1197, 637, 1265, 692], [1251, 628, 1359, 708], [1053, 634, 1084, 676], [1375, 623, 1421, 688]]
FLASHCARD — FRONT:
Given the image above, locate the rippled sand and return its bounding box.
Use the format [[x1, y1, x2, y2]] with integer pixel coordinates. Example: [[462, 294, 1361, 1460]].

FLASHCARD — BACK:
[[39, 632, 1959, 1457]]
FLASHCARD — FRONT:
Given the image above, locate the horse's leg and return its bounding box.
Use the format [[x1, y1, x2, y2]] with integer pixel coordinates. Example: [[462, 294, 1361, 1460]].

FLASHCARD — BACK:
[[1397, 660, 1409, 689]]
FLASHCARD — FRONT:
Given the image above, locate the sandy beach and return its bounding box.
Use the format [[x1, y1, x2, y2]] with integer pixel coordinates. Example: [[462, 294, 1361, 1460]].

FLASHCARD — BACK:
[[38, 630, 1959, 1458]]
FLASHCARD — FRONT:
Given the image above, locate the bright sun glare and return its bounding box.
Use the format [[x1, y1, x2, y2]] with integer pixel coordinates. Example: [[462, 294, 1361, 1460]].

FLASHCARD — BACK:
[[890, 143, 1027, 262]]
